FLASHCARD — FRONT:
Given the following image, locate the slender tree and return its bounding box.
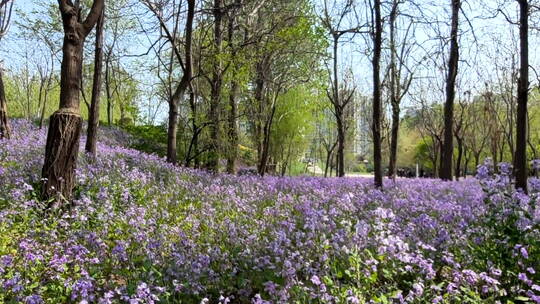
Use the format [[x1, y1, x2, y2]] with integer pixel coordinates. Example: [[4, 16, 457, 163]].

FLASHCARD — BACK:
[[320, 0, 361, 177], [514, 0, 528, 192], [0, 0, 13, 139], [440, 0, 460, 180], [372, 0, 383, 188], [41, 0, 104, 201], [386, 0, 413, 179], [85, 6, 105, 156], [206, 0, 224, 171], [143, 0, 195, 164], [225, 0, 242, 174]]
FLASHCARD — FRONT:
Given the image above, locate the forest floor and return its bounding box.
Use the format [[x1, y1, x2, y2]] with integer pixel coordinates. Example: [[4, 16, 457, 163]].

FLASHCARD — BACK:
[[1, 119, 540, 303]]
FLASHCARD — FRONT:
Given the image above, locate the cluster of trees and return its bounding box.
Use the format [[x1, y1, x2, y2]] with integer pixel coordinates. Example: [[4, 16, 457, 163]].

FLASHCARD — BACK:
[[0, 0, 538, 200]]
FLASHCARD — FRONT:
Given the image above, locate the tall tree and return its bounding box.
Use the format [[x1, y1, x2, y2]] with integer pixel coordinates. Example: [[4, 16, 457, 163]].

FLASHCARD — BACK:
[[514, 0, 528, 192], [225, 0, 242, 174], [206, 0, 224, 171], [372, 0, 383, 188], [41, 0, 104, 201], [143, 0, 195, 164], [386, 0, 413, 179], [320, 0, 361, 177], [85, 6, 105, 156], [440, 0, 460, 180], [0, 0, 13, 140]]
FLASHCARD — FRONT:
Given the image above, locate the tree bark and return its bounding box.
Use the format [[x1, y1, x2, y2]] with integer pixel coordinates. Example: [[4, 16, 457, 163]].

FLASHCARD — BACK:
[[331, 36, 346, 178], [105, 57, 112, 126], [85, 7, 105, 156], [0, 71, 10, 139], [226, 5, 240, 174], [387, 2, 400, 179], [388, 107, 400, 179], [227, 79, 239, 173], [336, 112, 345, 177], [42, 0, 104, 201], [455, 137, 463, 180], [514, 0, 528, 193], [206, 0, 224, 171], [165, 0, 195, 164], [372, 0, 383, 188], [440, 0, 460, 181], [258, 102, 276, 176]]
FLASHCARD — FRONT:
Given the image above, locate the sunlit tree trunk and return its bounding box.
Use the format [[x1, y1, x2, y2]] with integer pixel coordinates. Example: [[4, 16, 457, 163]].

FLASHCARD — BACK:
[[0, 71, 10, 139], [440, 0, 460, 181], [42, 0, 104, 201], [86, 7, 105, 156]]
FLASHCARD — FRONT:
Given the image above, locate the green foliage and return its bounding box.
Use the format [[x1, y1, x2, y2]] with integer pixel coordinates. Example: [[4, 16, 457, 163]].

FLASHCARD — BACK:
[[123, 125, 168, 156]]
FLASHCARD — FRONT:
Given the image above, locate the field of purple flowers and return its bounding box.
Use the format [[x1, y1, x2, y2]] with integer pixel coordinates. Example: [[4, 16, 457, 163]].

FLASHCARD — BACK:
[[0, 120, 539, 303]]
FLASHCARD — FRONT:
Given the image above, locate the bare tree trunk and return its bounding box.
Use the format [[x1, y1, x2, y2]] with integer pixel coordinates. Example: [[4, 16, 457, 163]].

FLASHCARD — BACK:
[[336, 114, 345, 177], [331, 36, 346, 178], [0, 71, 10, 139], [226, 7, 240, 174], [387, 2, 400, 179], [388, 107, 399, 179], [455, 137, 464, 180], [372, 0, 383, 188], [42, 0, 104, 201], [86, 7, 105, 156], [105, 58, 112, 126], [324, 149, 333, 178], [207, 0, 224, 171], [166, 96, 179, 163], [226, 79, 239, 173], [440, 0, 460, 180], [515, 0, 528, 192], [39, 59, 54, 129], [166, 0, 195, 164], [185, 88, 199, 167], [258, 103, 276, 176]]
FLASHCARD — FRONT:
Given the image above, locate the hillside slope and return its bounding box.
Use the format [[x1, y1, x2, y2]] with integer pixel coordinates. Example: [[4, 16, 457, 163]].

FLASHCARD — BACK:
[[1, 120, 539, 303]]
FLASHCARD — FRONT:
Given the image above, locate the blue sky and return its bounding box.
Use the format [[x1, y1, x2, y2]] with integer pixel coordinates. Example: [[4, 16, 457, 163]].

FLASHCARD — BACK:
[[3, 0, 540, 123]]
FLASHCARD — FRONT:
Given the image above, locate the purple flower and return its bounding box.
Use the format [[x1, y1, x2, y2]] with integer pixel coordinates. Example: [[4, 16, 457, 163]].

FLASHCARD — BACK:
[[24, 295, 43, 304], [310, 275, 321, 286]]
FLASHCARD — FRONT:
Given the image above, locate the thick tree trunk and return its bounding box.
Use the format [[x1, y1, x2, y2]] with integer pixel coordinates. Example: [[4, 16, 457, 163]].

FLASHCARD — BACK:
[[42, 0, 104, 201], [0, 71, 10, 139], [372, 0, 383, 188], [43, 41, 85, 201], [515, 0, 528, 193], [85, 8, 104, 156], [42, 110, 82, 201], [440, 0, 460, 181]]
